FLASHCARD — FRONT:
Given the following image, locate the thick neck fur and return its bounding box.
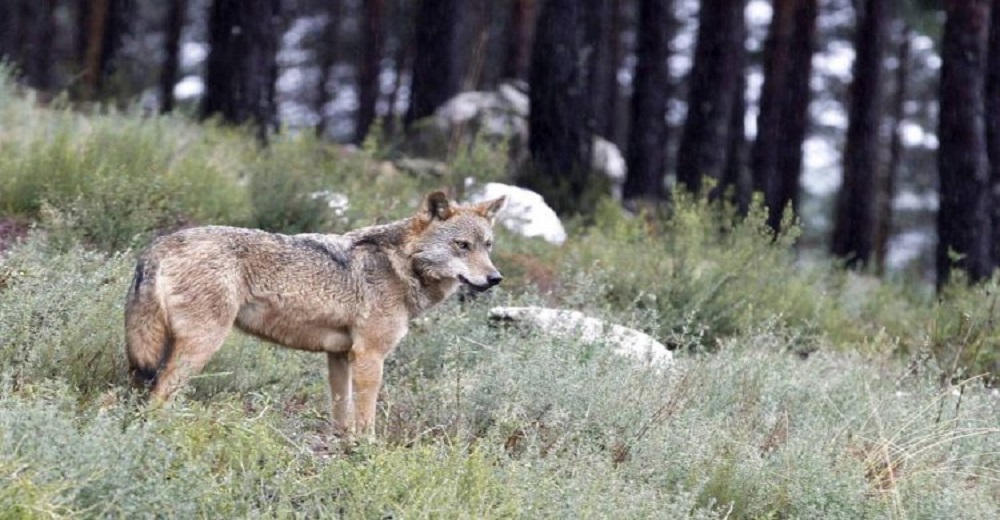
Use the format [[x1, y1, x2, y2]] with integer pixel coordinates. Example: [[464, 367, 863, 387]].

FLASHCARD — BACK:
[[344, 217, 458, 317]]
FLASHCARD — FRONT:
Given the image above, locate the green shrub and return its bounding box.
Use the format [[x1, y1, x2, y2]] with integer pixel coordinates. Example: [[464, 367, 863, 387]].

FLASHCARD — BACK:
[[2, 68, 1000, 518], [0, 237, 133, 397], [0, 77, 251, 250]]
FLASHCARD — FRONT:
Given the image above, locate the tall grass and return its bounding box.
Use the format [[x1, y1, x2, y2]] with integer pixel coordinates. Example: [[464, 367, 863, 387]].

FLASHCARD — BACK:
[[2, 70, 1000, 517]]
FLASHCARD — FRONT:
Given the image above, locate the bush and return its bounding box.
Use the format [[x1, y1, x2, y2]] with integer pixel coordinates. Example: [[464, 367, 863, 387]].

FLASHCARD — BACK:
[[2, 70, 1000, 517], [0, 76, 251, 250]]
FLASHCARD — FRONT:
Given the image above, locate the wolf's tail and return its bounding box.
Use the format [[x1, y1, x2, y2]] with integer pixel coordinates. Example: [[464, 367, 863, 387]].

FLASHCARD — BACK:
[[124, 258, 172, 388]]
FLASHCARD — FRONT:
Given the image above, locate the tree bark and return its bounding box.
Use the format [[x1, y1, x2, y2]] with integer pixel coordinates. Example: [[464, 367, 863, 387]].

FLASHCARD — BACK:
[[623, 0, 674, 202], [0, 1, 14, 63], [314, 0, 342, 138], [521, 0, 593, 215], [503, 0, 536, 82], [585, 0, 615, 139], [82, 0, 110, 97], [676, 0, 748, 194], [405, 0, 461, 126], [79, 0, 132, 99], [383, 42, 410, 138], [602, 0, 625, 144], [710, 43, 751, 216], [937, 0, 992, 287], [201, 0, 282, 144], [831, 0, 889, 268], [160, 0, 188, 113], [355, 0, 385, 144], [751, 0, 817, 234], [876, 25, 911, 276], [987, 1, 1000, 268]]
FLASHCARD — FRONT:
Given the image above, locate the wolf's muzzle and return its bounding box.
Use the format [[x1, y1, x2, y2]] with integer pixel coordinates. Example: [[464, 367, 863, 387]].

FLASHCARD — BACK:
[[460, 272, 503, 292]]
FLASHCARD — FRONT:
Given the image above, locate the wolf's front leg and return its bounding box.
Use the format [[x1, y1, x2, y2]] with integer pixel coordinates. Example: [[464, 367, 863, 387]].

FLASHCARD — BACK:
[[351, 350, 386, 437], [326, 352, 354, 436]]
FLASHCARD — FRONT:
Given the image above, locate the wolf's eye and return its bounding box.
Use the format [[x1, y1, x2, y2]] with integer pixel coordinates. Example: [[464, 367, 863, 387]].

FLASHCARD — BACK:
[[455, 240, 471, 250], [485, 240, 493, 249]]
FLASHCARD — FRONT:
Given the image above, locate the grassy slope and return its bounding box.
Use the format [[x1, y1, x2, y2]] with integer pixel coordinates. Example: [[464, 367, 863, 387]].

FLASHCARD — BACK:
[[1, 78, 999, 518]]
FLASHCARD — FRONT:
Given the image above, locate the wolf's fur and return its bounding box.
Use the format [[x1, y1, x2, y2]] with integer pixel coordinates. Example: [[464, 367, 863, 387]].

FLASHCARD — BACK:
[[125, 191, 505, 435]]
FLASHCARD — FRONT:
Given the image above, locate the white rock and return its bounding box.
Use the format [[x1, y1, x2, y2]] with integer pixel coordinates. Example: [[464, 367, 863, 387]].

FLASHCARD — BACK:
[[467, 182, 567, 245], [489, 306, 673, 369], [497, 82, 530, 117], [593, 137, 626, 199], [430, 84, 627, 198]]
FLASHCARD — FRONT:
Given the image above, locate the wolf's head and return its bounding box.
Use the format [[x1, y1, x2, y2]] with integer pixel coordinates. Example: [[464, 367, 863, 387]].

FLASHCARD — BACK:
[[409, 191, 506, 292]]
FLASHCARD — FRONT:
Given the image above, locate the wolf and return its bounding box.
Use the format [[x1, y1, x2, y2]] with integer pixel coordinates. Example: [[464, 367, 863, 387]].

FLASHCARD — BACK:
[[125, 190, 505, 436]]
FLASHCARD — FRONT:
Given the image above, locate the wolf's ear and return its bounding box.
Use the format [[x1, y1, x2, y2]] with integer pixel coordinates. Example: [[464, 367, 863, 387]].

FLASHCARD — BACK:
[[475, 196, 507, 223], [423, 190, 453, 220]]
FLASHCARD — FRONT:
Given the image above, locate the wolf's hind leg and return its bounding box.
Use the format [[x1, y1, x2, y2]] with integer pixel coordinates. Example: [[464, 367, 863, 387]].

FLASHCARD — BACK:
[[327, 352, 354, 436], [151, 328, 230, 402]]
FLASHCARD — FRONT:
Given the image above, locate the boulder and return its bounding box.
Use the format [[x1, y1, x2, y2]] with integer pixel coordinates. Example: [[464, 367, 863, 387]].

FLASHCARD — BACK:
[[467, 182, 567, 245], [424, 82, 627, 197], [488, 306, 673, 369]]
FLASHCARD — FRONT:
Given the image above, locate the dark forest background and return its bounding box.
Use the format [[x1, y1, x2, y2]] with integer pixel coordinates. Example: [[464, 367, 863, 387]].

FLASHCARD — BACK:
[[0, 0, 990, 287]]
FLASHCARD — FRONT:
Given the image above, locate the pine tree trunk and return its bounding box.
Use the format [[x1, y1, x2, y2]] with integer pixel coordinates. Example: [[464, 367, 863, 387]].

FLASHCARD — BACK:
[[160, 0, 188, 113], [751, 0, 817, 234], [314, 0, 342, 138], [521, 0, 593, 214], [585, 0, 615, 138], [676, 0, 748, 194], [831, 0, 888, 268], [938, 0, 992, 287], [406, 0, 460, 126], [79, 0, 131, 99], [986, 2, 1000, 268], [623, 0, 673, 202], [82, 0, 110, 97], [503, 0, 536, 81], [0, 2, 14, 62], [201, 0, 282, 144], [711, 48, 751, 216], [355, 0, 384, 144], [876, 25, 910, 276]]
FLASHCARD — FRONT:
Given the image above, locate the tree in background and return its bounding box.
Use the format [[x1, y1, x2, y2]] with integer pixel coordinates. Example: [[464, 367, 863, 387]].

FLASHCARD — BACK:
[[585, 0, 617, 141], [676, 0, 748, 195], [623, 0, 673, 203], [314, 0, 342, 137], [712, 25, 751, 215], [382, 0, 415, 138], [405, 0, 461, 127], [6, 0, 57, 92], [522, 0, 593, 215], [201, 0, 282, 143], [80, 0, 132, 99], [159, 0, 188, 113], [876, 23, 911, 275], [987, 2, 1000, 268], [751, 0, 817, 234], [355, 0, 385, 144], [937, 0, 992, 287], [831, 0, 889, 268], [503, 0, 536, 82]]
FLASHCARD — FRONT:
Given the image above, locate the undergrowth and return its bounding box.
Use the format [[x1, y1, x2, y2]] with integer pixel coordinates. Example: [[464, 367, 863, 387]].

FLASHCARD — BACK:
[[2, 71, 1000, 518]]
